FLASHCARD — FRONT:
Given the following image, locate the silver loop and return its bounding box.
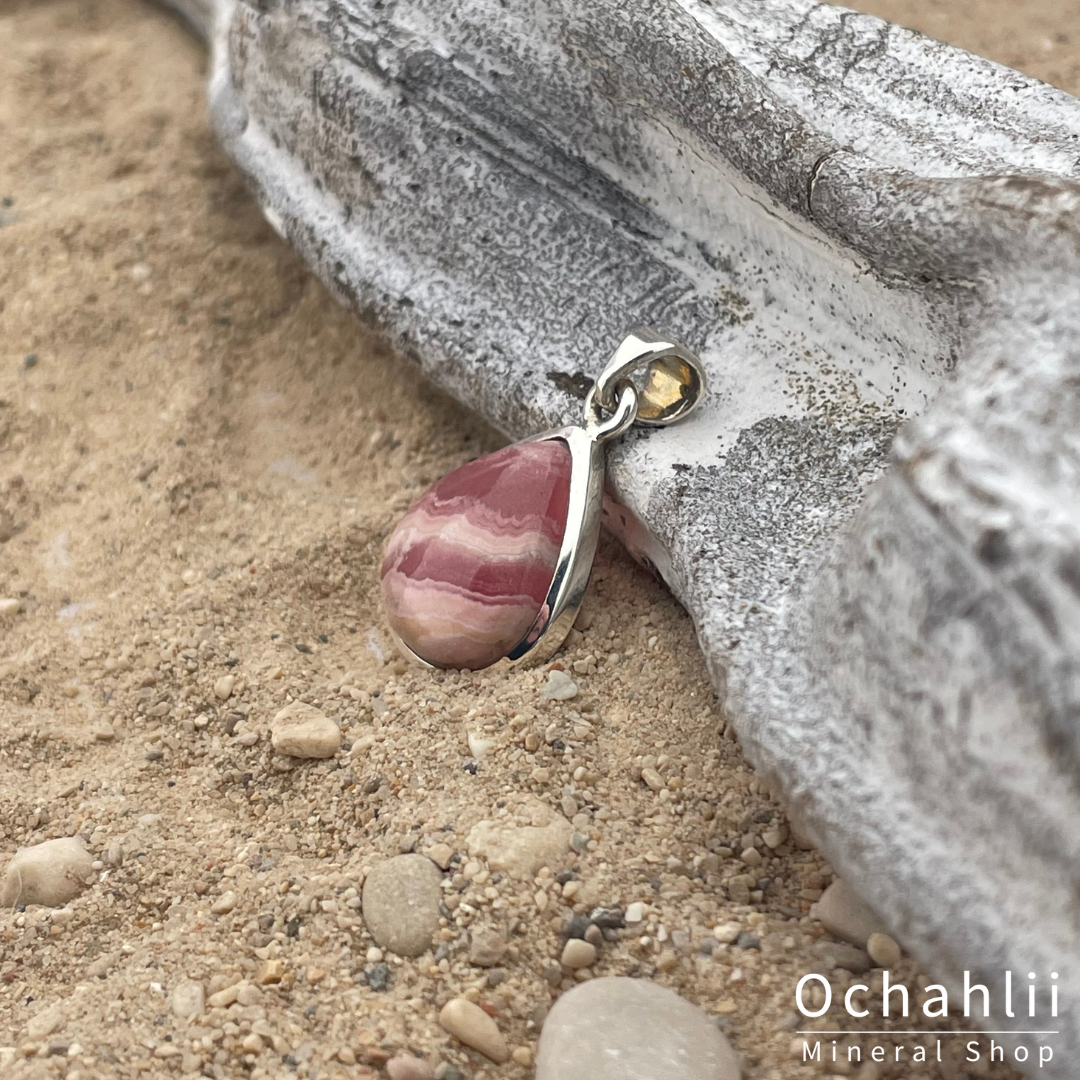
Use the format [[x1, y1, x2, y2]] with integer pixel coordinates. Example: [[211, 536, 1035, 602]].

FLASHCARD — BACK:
[[595, 326, 707, 427], [584, 379, 638, 443]]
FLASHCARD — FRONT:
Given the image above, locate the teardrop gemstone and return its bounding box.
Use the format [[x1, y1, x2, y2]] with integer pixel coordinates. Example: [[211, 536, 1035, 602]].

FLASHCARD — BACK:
[[381, 440, 572, 669]]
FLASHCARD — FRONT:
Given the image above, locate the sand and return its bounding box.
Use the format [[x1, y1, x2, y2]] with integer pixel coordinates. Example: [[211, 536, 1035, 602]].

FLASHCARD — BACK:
[[0, 0, 1072, 1077]]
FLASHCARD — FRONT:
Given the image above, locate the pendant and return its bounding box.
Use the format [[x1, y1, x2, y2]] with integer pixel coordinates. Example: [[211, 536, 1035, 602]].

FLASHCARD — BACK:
[[380, 328, 707, 671]]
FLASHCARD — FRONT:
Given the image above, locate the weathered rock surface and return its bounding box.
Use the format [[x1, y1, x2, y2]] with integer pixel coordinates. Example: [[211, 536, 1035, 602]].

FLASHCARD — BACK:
[[536, 977, 740, 1080], [361, 854, 443, 957]]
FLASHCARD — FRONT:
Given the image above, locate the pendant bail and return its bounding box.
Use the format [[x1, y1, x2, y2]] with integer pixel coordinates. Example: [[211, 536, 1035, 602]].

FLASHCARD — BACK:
[[594, 326, 707, 427]]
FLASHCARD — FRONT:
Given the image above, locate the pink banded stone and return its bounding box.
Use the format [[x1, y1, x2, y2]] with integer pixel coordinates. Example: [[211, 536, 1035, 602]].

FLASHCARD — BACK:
[[381, 440, 572, 670]]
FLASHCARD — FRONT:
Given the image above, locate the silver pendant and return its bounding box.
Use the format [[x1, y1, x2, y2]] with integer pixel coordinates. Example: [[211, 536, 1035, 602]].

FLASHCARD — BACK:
[[381, 328, 706, 671]]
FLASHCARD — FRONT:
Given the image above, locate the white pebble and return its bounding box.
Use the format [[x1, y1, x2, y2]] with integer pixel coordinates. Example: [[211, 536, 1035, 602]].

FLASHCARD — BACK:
[[0, 598, 22, 616], [271, 702, 341, 759], [210, 890, 237, 915], [170, 980, 206, 1020], [214, 674, 235, 700], [540, 669, 578, 701], [867, 932, 902, 968], [561, 939, 597, 969]]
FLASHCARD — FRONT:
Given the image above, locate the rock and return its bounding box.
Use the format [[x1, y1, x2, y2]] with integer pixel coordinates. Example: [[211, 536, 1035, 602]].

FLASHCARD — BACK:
[[26, 1007, 63, 1041], [466, 795, 573, 878], [387, 1056, 434, 1080], [214, 674, 235, 700], [361, 854, 442, 957], [867, 932, 902, 969], [0, 598, 22, 616], [170, 980, 206, 1020], [1, 838, 94, 908], [712, 921, 741, 944], [810, 879, 883, 947], [640, 767, 664, 793], [537, 977, 740, 1080], [439, 997, 510, 1064], [270, 702, 341, 759], [91, 721, 116, 742], [541, 669, 578, 701], [210, 890, 237, 915], [560, 939, 596, 969], [207, 984, 240, 1009], [624, 902, 645, 924], [427, 842, 455, 870], [811, 941, 871, 974], [469, 925, 507, 967], [382, 441, 572, 670]]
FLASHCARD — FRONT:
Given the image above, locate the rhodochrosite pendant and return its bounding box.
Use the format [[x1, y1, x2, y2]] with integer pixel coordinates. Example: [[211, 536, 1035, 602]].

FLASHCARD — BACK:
[[380, 329, 706, 671]]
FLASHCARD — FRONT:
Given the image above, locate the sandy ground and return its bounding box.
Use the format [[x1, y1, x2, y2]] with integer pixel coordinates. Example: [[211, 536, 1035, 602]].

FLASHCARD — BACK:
[[0, 1, 1074, 1077]]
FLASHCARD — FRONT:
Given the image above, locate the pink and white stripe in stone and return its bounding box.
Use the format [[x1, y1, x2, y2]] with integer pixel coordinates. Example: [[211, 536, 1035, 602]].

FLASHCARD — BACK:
[[381, 440, 572, 669]]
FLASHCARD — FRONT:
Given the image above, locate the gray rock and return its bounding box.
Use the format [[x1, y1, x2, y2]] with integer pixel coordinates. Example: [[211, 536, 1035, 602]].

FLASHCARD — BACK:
[[537, 977, 740, 1080], [468, 925, 507, 967], [811, 941, 871, 975], [810, 879, 882, 948], [1, 838, 94, 908], [361, 854, 442, 957]]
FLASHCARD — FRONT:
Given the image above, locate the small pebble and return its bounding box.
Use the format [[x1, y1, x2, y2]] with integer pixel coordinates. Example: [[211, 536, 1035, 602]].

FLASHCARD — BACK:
[[811, 941, 871, 974], [362, 854, 442, 957], [91, 721, 116, 742], [867, 932, 902, 968], [439, 997, 509, 1064], [809, 879, 882, 947], [0, 598, 22, 616], [624, 902, 645, 924], [713, 922, 741, 944], [387, 1056, 434, 1080], [213, 674, 235, 700], [536, 977, 740, 1079], [270, 702, 341, 759], [469, 925, 508, 967], [27, 1008, 63, 1042], [540, 669, 578, 701], [561, 938, 597, 969], [1, 838, 94, 908], [640, 767, 664, 792], [427, 842, 454, 870], [170, 980, 205, 1020], [210, 890, 237, 915]]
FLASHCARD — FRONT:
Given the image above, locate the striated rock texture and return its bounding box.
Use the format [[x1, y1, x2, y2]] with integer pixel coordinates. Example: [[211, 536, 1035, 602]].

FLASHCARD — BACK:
[[381, 440, 571, 668], [162, 0, 1080, 1070]]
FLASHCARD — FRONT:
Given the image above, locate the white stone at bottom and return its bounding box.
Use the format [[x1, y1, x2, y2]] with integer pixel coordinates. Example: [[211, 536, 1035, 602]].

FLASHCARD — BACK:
[[536, 977, 740, 1080]]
